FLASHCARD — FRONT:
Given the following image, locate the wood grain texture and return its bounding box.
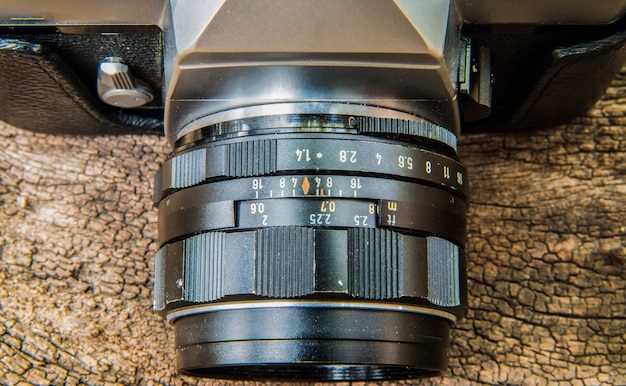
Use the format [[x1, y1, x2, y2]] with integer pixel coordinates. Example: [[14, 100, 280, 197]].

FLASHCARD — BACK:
[[0, 69, 625, 385]]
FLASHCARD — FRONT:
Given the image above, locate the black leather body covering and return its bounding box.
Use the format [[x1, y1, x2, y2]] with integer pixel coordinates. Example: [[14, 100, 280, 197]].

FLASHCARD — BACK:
[[1, 25, 626, 136], [0, 38, 163, 136]]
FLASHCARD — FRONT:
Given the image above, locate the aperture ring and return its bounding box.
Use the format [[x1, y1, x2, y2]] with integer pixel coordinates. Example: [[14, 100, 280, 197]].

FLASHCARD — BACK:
[[155, 134, 467, 203], [153, 227, 463, 314]]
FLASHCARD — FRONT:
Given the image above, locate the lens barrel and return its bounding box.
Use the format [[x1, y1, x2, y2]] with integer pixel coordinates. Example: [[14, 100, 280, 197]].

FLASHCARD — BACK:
[[154, 107, 467, 381]]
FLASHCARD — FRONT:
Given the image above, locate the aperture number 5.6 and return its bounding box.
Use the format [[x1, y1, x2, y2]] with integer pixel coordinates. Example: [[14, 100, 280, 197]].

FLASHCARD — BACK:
[[398, 155, 413, 170]]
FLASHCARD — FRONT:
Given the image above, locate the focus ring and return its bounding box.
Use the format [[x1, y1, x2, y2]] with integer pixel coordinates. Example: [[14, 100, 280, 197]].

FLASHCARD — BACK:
[[153, 227, 463, 314], [256, 227, 316, 298], [349, 227, 402, 299]]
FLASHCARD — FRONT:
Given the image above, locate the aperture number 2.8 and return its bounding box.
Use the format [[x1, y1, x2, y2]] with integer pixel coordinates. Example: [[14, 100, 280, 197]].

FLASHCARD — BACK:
[[339, 150, 357, 163]]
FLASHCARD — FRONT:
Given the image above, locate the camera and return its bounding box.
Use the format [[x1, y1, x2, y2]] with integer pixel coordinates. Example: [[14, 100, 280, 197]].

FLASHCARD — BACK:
[[1, 0, 625, 382]]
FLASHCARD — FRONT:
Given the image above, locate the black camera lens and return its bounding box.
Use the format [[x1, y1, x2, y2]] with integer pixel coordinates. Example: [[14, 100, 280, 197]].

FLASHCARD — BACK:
[[153, 106, 467, 381]]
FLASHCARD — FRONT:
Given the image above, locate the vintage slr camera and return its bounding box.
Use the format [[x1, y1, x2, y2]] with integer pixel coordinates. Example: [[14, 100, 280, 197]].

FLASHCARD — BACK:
[[1, 0, 626, 382]]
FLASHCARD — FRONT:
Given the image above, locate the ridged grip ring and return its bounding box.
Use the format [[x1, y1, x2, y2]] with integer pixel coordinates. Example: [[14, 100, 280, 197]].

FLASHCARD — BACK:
[[153, 227, 463, 315]]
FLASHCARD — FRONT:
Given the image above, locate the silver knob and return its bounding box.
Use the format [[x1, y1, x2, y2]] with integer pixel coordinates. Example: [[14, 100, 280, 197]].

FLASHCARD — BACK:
[[97, 57, 154, 108]]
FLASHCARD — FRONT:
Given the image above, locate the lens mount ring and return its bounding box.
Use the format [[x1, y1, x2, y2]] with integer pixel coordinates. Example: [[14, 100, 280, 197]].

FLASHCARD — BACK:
[[175, 103, 458, 151]]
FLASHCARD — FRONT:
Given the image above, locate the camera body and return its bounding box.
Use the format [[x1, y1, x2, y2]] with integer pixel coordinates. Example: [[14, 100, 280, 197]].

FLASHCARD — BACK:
[[1, 0, 626, 382], [1, 1, 625, 137]]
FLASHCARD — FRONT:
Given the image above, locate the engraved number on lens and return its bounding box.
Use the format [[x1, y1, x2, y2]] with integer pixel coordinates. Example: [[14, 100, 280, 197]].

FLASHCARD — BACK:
[[339, 150, 357, 163], [249, 202, 268, 225], [354, 215, 369, 226], [310, 213, 331, 225], [296, 148, 311, 162], [320, 201, 336, 212], [398, 155, 413, 170], [250, 202, 265, 214]]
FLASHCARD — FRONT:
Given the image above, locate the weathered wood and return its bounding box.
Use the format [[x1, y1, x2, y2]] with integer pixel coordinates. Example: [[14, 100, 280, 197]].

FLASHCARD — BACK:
[[0, 69, 624, 385]]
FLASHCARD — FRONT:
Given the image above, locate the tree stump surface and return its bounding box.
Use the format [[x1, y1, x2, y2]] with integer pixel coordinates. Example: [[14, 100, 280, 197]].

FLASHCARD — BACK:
[[0, 69, 625, 385]]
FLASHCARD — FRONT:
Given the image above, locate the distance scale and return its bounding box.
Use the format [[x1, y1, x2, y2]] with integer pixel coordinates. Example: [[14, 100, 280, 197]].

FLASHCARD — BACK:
[[157, 173, 467, 246], [236, 195, 465, 244], [239, 198, 376, 228]]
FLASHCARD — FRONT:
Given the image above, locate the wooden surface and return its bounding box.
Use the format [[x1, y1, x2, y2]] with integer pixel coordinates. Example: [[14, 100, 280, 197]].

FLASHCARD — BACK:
[[0, 69, 625, 385]]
